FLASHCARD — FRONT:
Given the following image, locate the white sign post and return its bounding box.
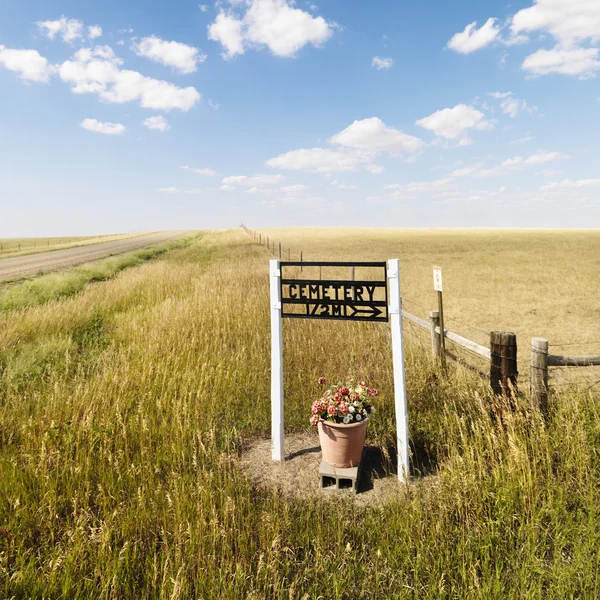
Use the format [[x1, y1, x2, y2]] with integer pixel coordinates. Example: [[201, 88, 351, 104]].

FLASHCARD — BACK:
[[387, 259, 409, 481], [269, 258, 409, 482], [270, 260, 284, 461]]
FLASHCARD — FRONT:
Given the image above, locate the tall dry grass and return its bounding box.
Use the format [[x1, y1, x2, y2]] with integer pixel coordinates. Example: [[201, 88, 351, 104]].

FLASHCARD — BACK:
[[0, 229, 599, 598]]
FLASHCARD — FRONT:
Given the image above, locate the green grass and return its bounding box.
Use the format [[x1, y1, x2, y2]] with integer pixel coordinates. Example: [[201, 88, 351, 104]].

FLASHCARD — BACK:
[[0, 229, 599, 598], [0, 234, 201, 312]]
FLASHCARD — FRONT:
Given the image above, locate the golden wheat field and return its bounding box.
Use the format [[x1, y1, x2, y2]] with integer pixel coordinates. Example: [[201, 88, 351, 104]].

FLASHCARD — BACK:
[[0, 228, 599, 598]]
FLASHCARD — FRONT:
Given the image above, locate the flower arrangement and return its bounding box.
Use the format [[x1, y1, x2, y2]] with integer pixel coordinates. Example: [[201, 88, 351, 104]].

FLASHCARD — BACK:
[[310, 376, 378, 427]]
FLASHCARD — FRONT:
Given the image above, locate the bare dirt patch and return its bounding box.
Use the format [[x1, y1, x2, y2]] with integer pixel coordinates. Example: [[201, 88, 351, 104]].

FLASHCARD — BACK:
[[239, 432, 436, 506]]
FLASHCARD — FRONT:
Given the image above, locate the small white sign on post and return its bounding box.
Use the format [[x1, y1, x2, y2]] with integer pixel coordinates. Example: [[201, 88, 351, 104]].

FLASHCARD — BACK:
[[433, 266, 443, 292]]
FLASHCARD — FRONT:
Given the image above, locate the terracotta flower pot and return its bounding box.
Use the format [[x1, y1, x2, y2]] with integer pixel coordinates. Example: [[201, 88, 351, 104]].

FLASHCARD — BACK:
[[317, 418, 368, 468]]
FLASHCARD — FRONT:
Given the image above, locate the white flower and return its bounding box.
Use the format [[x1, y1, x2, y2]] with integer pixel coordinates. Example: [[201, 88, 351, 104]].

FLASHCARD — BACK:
[[343, 415, 351, 424], [356, 414, 362, 421], [349, 406, 355, 413]]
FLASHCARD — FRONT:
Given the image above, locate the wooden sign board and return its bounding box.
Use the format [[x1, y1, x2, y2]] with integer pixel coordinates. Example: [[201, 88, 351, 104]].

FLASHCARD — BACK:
[[433, 266, 443, 292]]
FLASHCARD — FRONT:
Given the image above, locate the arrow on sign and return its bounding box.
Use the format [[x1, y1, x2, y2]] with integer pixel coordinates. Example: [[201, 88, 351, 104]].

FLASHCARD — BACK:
[[347, 304, 383, 318]]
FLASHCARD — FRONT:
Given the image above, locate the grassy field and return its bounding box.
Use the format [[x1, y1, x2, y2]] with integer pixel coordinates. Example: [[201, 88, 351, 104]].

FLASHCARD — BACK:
[[0, 233, 146, 259], [0, 228, 599, 598]]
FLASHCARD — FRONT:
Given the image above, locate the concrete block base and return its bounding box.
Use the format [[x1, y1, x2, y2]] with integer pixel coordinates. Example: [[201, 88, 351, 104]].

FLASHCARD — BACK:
[[319, 460, 359, 494]]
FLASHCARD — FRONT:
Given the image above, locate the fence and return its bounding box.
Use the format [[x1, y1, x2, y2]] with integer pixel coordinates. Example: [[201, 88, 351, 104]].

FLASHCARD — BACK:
[[240, 224, 600, 410]]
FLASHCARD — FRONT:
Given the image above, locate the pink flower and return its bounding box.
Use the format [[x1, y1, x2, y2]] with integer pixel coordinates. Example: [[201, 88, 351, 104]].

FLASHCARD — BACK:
[[309, 415, 319, 427], [327, 406, 337, 416], [318, 376, 326, 385], [339, 402, 349, 414], [340, 386, 350, 396], [334, 392, 342, 402], [368, 388, 379, 397], [360, 381, 366, 387], [311, 405, 319, 415], [350, 392, 359, 402]]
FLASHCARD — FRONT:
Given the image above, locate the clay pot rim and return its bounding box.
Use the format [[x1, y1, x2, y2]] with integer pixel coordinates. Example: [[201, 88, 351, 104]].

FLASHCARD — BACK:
[[318, 418, 369, 430]]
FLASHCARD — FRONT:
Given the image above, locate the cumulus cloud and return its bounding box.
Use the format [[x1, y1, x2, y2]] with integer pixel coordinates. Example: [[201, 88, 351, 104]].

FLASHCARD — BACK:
[[58, 45, 200, 111], [488, 91, 537, 117], [221, 173, 285, 186], [330, 117, 424, 155], [266, 147, 363, 173], [80, 118, 125, 135], [447, 18, 501, 54], [416, 104, 492, 143], [132, 36, 207, 74], [181, 165, 217, 176], [88, 25, 102, 39], [0, 46, 54, 82], [511, 0, 600, 47], [220, 184, 237, 191], [372, 56, 393, 70], [143, 115, 170, 132], [37, 16, 84, 43], [208, 0, 334, 59], [521, 46, 600, 79]]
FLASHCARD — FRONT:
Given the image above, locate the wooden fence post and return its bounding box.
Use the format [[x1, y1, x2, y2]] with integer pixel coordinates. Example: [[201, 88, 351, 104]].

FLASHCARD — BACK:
[[288, 248, 290, 261], [531, 337, 549, 413], [278, 241, 281, 259], [350, 266, 355, 281], [430, 310, 440, 358], [300, 251, 303, 271], [490, 331, 518, 396]]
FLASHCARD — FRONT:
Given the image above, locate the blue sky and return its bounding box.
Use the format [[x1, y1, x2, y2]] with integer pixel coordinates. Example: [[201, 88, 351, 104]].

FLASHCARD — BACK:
[[1, 0, 599, 235]]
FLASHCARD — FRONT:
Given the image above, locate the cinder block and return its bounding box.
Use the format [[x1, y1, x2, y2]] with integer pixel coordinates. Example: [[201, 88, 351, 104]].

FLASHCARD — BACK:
[[319, 460, 359, 494]]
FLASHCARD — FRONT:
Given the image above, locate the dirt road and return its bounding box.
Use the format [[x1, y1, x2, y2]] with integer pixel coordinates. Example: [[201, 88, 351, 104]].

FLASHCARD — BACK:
[[0, 231, 188, 281]]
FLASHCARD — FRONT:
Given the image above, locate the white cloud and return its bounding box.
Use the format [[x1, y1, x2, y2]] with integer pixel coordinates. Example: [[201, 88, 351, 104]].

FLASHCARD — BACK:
[[181, 165, 217, 176], [158, 186, 203, 193], [199, 4, 209, 12], [372, 56, 393, 70], [132, 36, 206, 74], [80, 118, 125, 135], [416, 104, 493, 142], [330, 117, 424, 155], [59, 46, 200, 111], [488, 91, 537, 117], [208, 13, 245, 58], [540, 178, 600, 192], [511, 0, 600, 47], [280, 184, 308, 192], [450, 162, 485, 177], [511, 135, 533, 144], [385, 178, 455, 194], [88, 25, 102, 39], [366, 164, 384, 174], [0, 46, 54, 82], [208, 0, 334, 59], [447, 18, 500, 54], [510, 1, 600, 79], [266, 147, 363, 173], [222, 173, 285, 186], [37, 16, 83, 43], [522, 46, 600, 79], [143, 115, 170, 132], [220, 184, 237, 191], [476, 150, 569, 177]]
